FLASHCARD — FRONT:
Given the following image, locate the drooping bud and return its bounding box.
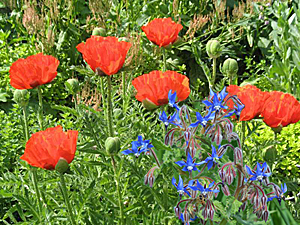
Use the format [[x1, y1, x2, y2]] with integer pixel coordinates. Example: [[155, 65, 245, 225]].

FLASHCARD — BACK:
[[219, 169, 226, 181], [105, 137, 121, 155], [241, 202, 247, 211], [148, 175, 155, 188], [234, 147, 243, 161], [226, 167, 233, 185], [221, 184, 230, 196], [183, 209, 190, 222], [144, 174, 149, 185], [65, 78, 80, 95], [174, 206, 182, 219], [214, 186, 219, 198], [206, 40, 222, 59], [92, 27, 106, 36], [55, 157, 69, 173], [202, 204, 208, 220], [13, 89, 30, 107], [256, 209, 263, 219], [254, 194, 261, 209], [262, 210, 269, 222], [261, 196, 267, 207]]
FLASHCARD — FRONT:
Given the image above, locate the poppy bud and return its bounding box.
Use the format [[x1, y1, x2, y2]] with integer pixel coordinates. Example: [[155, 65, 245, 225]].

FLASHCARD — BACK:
[[55, 157, 69, 173], [92, 27, 106, 36], [13, 89, 30, 107], [113, 108, 124, 120], [65, 79, 80, 95], [105, 137, 121, 155], [206, 40, 222, 59], [142, 98, 159, 110], [222, 58, 238, 78]]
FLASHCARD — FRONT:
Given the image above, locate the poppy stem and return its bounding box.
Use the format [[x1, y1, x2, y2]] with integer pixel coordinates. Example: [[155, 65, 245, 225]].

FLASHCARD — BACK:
[[240, 121, 246, 148], [110, 155, 124, 225], [37, 86, 44, 130], [31, 168, 42, 221], [122, 72, 127, 111], [22, 106, 29, 144], [107, 76, 114, 137], [59, 173, 76, 225], [211, 57, 217, 88], [162, 48, 167, 72]]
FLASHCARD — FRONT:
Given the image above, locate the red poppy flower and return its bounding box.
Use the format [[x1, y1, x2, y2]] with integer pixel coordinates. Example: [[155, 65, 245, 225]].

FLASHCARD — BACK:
[[226, 85, 269, 121], [9, 53, 59, 89], [261, 91, 300, 128], [132, 70, 190, 107], [141, 18, 183, 47], [76, 36, 131, 75], [20, 126, 78, 170]]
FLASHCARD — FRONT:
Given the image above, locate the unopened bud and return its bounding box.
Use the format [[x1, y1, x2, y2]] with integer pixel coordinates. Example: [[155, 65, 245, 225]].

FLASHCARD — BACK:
[[241, 202, 247, 211], [222, 58, 238, 79], [105, 137, 121, 155], [235, 147, 243, 161], [261, 196, 267, 207], [55, 158, 69, 173], [221, 184, 230, 196], [254, 194, 261, 209], [65, 78, 80, 95], [262, 210, 269, 222], [206, 40, 222, 59], [174, 206, 181, 219], [13, 89, 30, 107], [148, 176, 155, 188], [183, 210, 190, 222], [226, 168, 233, 185], [256, 209, 262, 219], [92, 27, 106, 36], [219, 169, 226, 181]]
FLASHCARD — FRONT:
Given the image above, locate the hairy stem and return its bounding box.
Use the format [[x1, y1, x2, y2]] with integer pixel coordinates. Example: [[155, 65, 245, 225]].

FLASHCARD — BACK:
[[37, 86, 44, 130], [59, 173, 76, 225], [107, 76, 114, 137], [162, 48, 167, 72]]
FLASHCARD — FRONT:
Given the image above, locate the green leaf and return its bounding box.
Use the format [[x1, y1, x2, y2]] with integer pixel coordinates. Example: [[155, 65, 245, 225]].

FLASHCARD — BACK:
[[231, 199, 243, 215]]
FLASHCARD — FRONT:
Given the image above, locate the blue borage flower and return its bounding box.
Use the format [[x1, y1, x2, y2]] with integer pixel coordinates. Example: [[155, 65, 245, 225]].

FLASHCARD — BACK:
[[200, 145, 224, 170], [159, 111, 178, 129], [189, 107, 215, 128], [122, 135, 153, 157], [267, 183, 287, 202], [245, 162, 271, 182], [203, 87, 228, 112], [189, 180, 219, 195], [175, 152, 205, 172], [168, 90, 180, 111], [172, 175, 191, 197]]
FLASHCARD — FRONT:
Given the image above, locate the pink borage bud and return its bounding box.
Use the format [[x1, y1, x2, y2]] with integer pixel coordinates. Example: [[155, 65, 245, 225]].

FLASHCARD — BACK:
[[261, 196, 267, 206], [254, 194, 261, 209], [221, 184, 230, 196], [234, 147, 243, 161], [226, 167, 234, 185], [148, 176, 155, 188], [183, 209, 190, 222], [219, 169, 226, 181], [241, 202, 247, 211], [262, 210, 269, 222]]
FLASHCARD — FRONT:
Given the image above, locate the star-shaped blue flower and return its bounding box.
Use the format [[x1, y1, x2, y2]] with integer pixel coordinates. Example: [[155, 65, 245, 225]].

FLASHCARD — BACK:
[[168, 90, 180, 111], [172, 175, 191, 197], [267, 183, 287, 202], [175, 152, 205, 172], [189, 108, 215, 128], [246, 162, 272, 181], [200, 145, 224, 170], [189, 180, 219, 195], [203, 88, 228, 112], [122, 136, 153, 157], [159, 111, 178, 129]]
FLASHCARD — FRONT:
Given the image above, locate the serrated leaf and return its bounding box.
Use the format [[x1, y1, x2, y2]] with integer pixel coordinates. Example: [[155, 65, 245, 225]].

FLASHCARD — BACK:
[[231, 199, 243, 215]]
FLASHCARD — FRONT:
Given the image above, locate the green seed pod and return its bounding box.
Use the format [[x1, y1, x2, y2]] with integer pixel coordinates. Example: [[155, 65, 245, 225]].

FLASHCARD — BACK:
[[105, 137, 121, 155], [206, 40, 222, 59], [55, 158, 69, 173], [65, 79, 80, 95], [13, 89, 30, 107], [142, 98, 159, 110], [92, 27, 106, 36], [222, 58, 238, 77]]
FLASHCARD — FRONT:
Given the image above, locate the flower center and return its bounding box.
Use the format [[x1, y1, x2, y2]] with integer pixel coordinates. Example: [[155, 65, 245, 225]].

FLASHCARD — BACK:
[[164, 122, 169, 126], [134, 153, 140, 157], [257, 175, 263, 181], [187, 166, 193, 171], [214, 105, 221, 111], [178, 190, 184, 195]]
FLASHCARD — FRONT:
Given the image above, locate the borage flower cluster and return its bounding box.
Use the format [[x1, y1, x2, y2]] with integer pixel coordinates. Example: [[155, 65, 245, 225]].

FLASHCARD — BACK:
[[122, 87, 288, 224]]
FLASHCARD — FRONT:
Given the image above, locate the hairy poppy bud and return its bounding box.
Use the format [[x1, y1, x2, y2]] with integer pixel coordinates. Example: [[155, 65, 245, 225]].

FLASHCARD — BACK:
[[206, 40, 221, 59], [92, 27, 106, 36], [55, 157, 69, 173], [105, 137, 121, 155], [13, 89, 30, 107], [113, 108, 124, 120], [222, 58, 238, 78], [65, 79, 80, 95]]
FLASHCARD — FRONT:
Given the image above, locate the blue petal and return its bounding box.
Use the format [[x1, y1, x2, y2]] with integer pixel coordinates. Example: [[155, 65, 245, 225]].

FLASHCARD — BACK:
[[196, 112, 204, 121], [177, 175, 183, 190], [207, 160, 213, 170], [121, 149, 133, 155], [182, 166, 189, 172], [202, 100, 213, 107], [175, 160, 186, 167], [208, 181, 215, 189], [219, 87, 228, 100], [184, 188, 191, 197], [282, 183, 287, 193], [186, 152, 193, 166], [189, 121, 200, 128], [211, 145, 217, 157], [196, 180, 204, 192], [246, 165, 255, 176], [172, 177, 177, 188], [189, 186, 199, 191]]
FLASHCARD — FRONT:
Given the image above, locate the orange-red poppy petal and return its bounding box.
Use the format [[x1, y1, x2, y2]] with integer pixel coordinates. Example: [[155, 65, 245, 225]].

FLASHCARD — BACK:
[[20, 126, 78, 170], [9, 53, 59, 89], [132, 70, 190, 107], [142, 18, 183, 47]]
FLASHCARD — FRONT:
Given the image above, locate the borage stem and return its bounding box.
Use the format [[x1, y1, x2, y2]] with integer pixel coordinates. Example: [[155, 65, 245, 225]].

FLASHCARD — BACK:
[[59, 173, 76, 225], [149, 148, 161, 167]]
